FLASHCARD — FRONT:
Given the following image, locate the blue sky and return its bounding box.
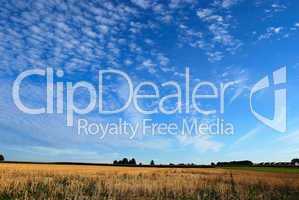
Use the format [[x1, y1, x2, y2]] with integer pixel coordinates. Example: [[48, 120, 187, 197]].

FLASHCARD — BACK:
[[1, 0, 299, 164]]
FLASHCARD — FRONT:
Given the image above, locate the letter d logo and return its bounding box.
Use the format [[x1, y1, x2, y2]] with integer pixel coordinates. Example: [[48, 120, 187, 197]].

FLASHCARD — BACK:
[[250, 67, 287, 132]]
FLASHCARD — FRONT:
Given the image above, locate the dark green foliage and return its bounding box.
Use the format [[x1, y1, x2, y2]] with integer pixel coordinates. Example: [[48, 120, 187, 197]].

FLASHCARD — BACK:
[[217, 160, 253, 167], [150, 160, 155, 166], [113, 158, 137, 165]]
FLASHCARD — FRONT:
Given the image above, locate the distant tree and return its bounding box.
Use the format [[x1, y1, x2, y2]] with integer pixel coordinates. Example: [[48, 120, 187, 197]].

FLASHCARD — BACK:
[[211, 162, 215, 167], [0, 154, 4, 161], [113, 160, 118, 165], [139, 162, 142, 166], [114, 158, 137, 165], [264, 162, 270, 166], [150, 160, 155, 166], [122, 158, 129, 165], [129, 158, 137, 165], [216, 160, 253, 167], [291, 158, 299, 165]]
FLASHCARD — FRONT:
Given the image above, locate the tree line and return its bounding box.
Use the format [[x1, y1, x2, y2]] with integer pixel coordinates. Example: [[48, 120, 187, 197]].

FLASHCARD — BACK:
[[113, 158, 155, 166], [0, 154, 4, 161], [213, 160, 253, 167], [1, 154, 299, 168], [212, 159, 299, 167]]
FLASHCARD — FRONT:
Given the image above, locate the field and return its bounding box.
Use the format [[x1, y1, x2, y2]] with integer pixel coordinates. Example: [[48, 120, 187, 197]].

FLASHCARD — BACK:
[[225, 166, 299, 174], [0, 164, 299, 200]]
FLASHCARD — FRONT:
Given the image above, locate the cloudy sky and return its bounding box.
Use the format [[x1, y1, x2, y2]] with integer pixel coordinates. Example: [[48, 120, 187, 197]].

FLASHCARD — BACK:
[[1, 0, 299, 164]]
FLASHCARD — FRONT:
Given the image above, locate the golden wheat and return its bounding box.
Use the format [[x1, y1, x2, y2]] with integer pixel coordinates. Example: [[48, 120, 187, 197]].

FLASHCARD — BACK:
[[0, 163, 298, 199]]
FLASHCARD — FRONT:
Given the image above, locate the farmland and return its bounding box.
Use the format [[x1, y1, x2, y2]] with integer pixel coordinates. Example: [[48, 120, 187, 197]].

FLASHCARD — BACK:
[[225, 166, 299, 174], [0, 163, 299, 200]]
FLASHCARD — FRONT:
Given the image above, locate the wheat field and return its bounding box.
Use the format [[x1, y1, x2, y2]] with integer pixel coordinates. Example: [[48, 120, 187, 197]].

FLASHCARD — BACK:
[[0, 163, 299, 200]]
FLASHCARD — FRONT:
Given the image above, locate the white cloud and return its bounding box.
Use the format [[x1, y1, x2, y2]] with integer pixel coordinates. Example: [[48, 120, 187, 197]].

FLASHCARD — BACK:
[[161, 15, 173, 23], [215, 66, 250, 103], [124, 59, 133, 66], [234, 126, 262, 145], [258, 27, 284, 40], [156, 53, 170, 66], [221, 0, 240, 8], [0, 0, 181, 77], [212, 0, 242, 9], [5, 145, 119, 163], [138, 59, 156, 74], [277, 130, 299, 144], [196, 9, 214, 18], [273, 27, 283, 33], [98, 25, 109, 34], [206, 51, 224, 62], [131, 0, 151, 9], [265, 4, 287, 14], [169, 0, 195, 9], [177, 134, 223, 152], [271, 4, 286, 9], [195, 7, 241, 61]]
